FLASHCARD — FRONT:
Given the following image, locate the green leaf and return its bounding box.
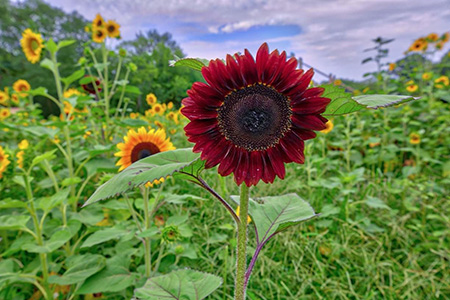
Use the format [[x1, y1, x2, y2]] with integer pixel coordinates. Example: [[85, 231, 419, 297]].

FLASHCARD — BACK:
[[77, 256, 134, 294], [0, 199, 27, 209], [81, 227, 129, 248], [23, 126, 58, 137], [115, 118, 149, 127], [353, 94, 417, 109], [61, 176, 82, 187], [62, 69, 85, 87], [28, 87, 49, 97], [46, 39, 58, 54], [231, 193, 317, 243], [83, 148, 201, 206], [31, 149, 57, 167], [121, 85, 141, 95], [0, 215, 30, 230], [40, 58, 56, 71], [321, 85, 365, 116], [22, 220, 81, 253], [37, 189, 70, 212], [79, 76, 96, 85], [170, 57, 207, 72], [173, 157, 205, 185], [84, 158, 116, 177], [134, 269, 222, 300], [57, 40, 75, 50], [48, 254, 106, 285], [365, 196, 391, 210]]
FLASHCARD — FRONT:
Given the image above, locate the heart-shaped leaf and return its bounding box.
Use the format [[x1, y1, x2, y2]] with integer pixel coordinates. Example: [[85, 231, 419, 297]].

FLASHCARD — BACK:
[[134, 269, 222, 300]]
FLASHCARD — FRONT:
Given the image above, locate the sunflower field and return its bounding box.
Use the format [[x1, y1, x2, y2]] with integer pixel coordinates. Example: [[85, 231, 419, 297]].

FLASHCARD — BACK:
[[0, 2, 449, 300]]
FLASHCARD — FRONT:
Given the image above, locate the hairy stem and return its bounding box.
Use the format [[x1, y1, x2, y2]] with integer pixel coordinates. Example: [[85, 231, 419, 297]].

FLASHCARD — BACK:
[[235, 184, 249, 300]]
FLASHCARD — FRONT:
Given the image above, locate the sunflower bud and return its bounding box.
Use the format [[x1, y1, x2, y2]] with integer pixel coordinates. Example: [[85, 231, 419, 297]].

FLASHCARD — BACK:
[[161, 225, 180, 243], [174, 245, 185, 255], [119, 48, 127, 57], [128, 62, 137, 72]]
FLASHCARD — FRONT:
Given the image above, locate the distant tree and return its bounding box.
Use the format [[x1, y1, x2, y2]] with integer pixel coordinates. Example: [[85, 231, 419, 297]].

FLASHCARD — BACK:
[[120, 29, 184, 56]]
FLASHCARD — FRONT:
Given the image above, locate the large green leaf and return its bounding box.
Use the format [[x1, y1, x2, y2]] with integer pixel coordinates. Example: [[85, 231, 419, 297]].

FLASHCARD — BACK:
[[0, 199, 27, 209], [77, 255, 134, 294], [37, 188, 70, 212], [353, 94, 417, 109], [61, 69, 85, 87], [0, 215, 30, 231], [81, 227, 129, 248], [231, 193, 317, 243], [22, 220, 81, 253], [83, 148, 201, 206], [48, 254, 106, 285], [134, 269, 222, 300], [169, 57, 208, 72]]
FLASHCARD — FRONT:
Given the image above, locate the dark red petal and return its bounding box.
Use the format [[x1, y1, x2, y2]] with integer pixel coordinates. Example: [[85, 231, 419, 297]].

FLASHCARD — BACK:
[[211, 59, 238, 91], [291, 127, 317, 141], [233, 150, 248, 186], [256, 43, 270, 82], [272, 57, 299, 90], [204, 140, 231, 168], [226, 54, 245, 88], [279, 131, 305, 164], [246, 151, 264, 186], [265, 50, 287, 86], [285, 68, 314, 97], [260, 153, 276, 184], [267, 148, 286, 179], [301, 87, 324, 98], [292, 97, 331, 114], [181, 104, 218, 120], [218, 147, 239, 177], [184, 119, 217, 135], [188, 82, 223, 108], [202, 64, 228, 96], [291, 114, 328, 131], [237, 49, 258, 86], [277, 69, 305, 93]]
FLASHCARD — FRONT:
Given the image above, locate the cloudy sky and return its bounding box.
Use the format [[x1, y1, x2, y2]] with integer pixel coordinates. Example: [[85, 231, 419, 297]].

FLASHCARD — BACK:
[[46, 0, 450, 80]]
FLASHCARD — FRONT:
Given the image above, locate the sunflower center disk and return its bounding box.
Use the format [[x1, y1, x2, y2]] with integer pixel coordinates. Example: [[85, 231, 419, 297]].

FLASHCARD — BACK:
[[218, 84, 291, 151], [131, 142, 161, 163]]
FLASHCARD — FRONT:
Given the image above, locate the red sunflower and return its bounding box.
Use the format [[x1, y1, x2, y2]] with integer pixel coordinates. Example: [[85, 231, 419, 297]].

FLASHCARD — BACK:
[[81, 75, 102, 95], [181, 43, 330, 186]]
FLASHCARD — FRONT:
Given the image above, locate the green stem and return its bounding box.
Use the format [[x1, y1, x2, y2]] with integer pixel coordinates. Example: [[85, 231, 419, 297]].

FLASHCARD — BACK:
[[235, 184, 249, 300], [114, 68, 130, 118], [142, 187, 152, 278], [102, 43, 110, 124], [152, 242, 165, 275], [24, 174, 52, 300]]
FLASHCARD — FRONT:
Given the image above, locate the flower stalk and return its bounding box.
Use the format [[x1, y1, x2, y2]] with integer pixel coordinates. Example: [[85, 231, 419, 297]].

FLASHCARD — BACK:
[[235, 184, 249, 300]]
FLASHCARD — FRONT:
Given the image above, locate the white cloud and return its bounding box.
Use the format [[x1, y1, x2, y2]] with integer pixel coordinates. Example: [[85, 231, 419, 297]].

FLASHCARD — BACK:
[[46, 0, 450, 79]]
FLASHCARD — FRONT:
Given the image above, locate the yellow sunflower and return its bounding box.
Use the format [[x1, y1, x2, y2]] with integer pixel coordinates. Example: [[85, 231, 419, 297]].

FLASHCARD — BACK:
[[146, 93, 157, 106], [167, 102, 174, 110], [18, 139, 29, 150], [406, 84, 418, 92], [10, 93, 19, 106], [0, 146, 10, 179], [0, 108, 11, 120], [320, 120, 334, 134], [152, 103, 165, 115], [166, 111, 179, 125], [16, 151, 25, 169], [105, 20, 120, 38], [92, 14, 105, 28], [422, 72, 432, 80], [129, 112, 140, 119], [427, 33, 439, 42], [154, 120, 164, 129], [442, 32, 449, 43], [409, 133, 421, 145], [333, 79, 342, 86], [408, 38, 427, 52], [92, 27, 107, 43], [435, 76, 449, 89], [20, 29, 44, 64], [63, 88, 82, 99], [0, 91, 9, 106], [114, 127, 175, 172], [388, 63, 396, 72], [13, 79, 31, 96]]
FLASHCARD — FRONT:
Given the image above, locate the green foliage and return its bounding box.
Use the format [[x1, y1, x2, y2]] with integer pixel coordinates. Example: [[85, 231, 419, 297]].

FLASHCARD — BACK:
[[134, 269, 222, 300]]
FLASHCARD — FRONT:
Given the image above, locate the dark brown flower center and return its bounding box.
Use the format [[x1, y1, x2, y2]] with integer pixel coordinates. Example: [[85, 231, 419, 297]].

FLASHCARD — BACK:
[[131, 142, 160, 163], [108, 25, 115, 33], [218, 84, 291, 151]]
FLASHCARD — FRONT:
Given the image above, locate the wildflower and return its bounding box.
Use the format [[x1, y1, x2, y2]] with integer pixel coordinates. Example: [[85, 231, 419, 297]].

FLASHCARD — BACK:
[[388, 63, 396, 72], [63, 88, 82, 99], [0, 108, 11, 120], [18, 139, 29, 150], [0, 91, 9, 106], [92, 27, 107, 43], [427, 33, 439, 42], [422, 72, 432, 81], [105, 20, 120, 38], [152, 103, 164, 115], [92, 14, 105, 28], [20, 29, 44, 64], [146, 93, 157, 106], [167, 102, 174, 110], [409, 133, 421, 145], [13, 79, 31, 96], [114, 127, 175, 172], [16, 151, 25, 169], [434, 76, 449, 89], [408, 38, 427, 52], [181, 43, 330, 186], [320, 120, 334, 134], [129, 112, 139, 119], [333, 79, 342, 86], [0, 146, 10, 179]]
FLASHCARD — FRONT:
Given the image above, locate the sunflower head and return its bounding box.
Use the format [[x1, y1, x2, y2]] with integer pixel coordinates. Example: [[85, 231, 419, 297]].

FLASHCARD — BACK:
[[153, 103, 165, 115], [105, 20, 121, 38], [409, 133, 421, 145], [18, 139, 29, 150], [406, 83, 418, 93], [181, 43, 330, 186], [427, 33, 439, 42], [93, 14, 105, 28], [114, 127, 175, 172], [146, 93, 157, 106], [388, 63, 396, 72], [409, 38, 427, 52], [93, 27, 107, 43], [422, 72, 432, 81], [20, 29, 44, 64], [81, 76, 102, 94], [0, 108, 11, 120], [0, 146, 11, 179], [16, 150, 25, 169], [0, 91, 9, 106], [64, 88, 82, 99], [434, 76, 449, 89], [13, 79, 31, 96]]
